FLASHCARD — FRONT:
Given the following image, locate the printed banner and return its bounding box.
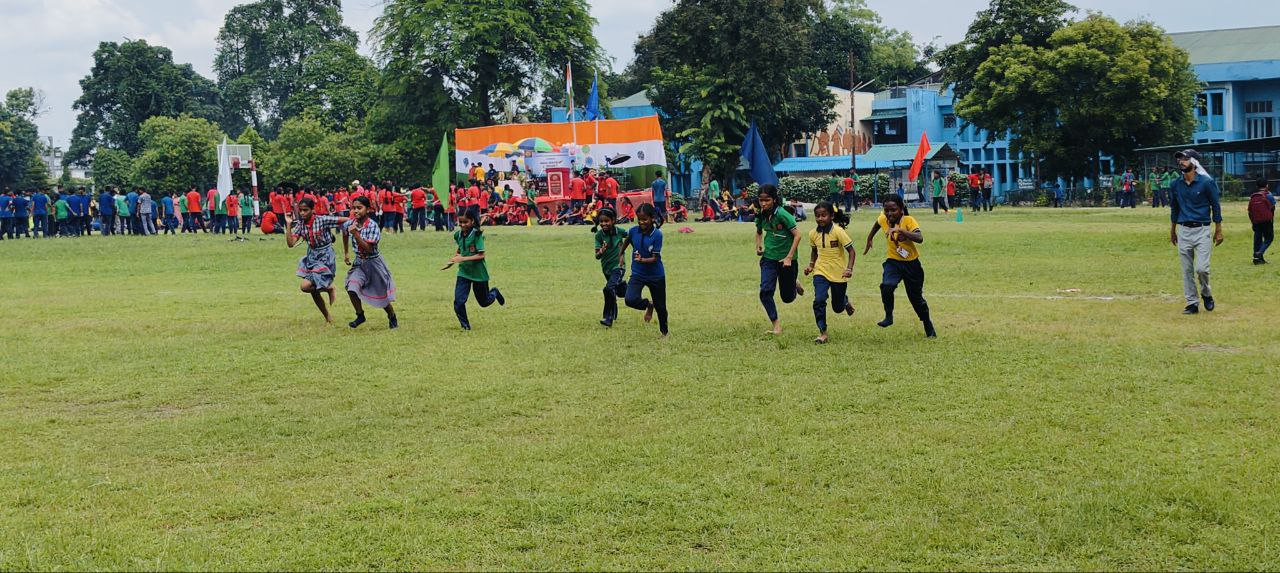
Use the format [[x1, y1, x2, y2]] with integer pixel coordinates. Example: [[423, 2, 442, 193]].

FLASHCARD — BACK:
[[454, 116, 667, 180]]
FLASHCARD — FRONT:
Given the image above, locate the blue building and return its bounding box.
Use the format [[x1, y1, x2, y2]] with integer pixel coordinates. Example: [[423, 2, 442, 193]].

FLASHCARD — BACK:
[[1169, 26, 1280, 144], [552, 91, 704, 196]]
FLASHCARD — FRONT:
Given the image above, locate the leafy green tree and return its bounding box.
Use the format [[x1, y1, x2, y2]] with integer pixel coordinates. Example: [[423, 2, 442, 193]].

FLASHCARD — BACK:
[[0, 88, 46, 190], [68, 40, 222, 163], [826, 0, 931, 88], [284, 41, 380, 129], [638, 0, 836, 162], [261, 114, 372, 188], [233, 126, 269, 191], [364, 59, 457, 184], [214, 0, 358, 137], [91, 147, 135, 189], [936, 0, 1075, 103], [653, 67, 747, 187], [372, 0, 605, 125], [132, 115, 227, 192], [955, 14, 1199, 180]]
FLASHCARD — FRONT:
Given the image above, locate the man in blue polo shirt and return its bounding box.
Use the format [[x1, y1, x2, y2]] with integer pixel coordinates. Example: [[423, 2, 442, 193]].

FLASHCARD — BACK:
[[11, 190, 31, 238], [32, 188, 49, 238], [70, 187, 88, 236], [98, 187, 115, 236], [0, 189, 12, 241], [1168, 149, 1223, 315], [650, 170, 668, 226], [125, 187, 140, 235]]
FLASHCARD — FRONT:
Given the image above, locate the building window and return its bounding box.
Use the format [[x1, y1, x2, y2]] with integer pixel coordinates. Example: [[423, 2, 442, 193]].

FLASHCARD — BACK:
[[792, 143, 808, 158], [943, 114, 956, 129], [1247, 118, 1275, 139], [1197, 91, 1226, 131], [1245, 100, 1274, 114]]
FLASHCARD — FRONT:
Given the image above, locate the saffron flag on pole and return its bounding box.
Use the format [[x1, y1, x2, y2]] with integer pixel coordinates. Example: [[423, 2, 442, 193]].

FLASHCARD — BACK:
[[432, 132, 451, 210], [907, 131, 931, 182]]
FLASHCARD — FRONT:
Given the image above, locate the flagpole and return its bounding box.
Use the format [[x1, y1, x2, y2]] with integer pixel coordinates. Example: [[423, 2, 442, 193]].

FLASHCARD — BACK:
[[568, 62, 577, 146], [594, 69, 600, 146]]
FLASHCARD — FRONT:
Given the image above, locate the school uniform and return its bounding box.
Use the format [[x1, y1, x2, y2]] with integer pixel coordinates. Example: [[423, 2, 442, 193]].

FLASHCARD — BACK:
[[98, 192, 115, 236], [757, 206, 799, 322], [624, 225, 668, 334], [343, 218, 397, 308], [186, 190, 206, 231], [31, 193, 49, 237], [294, 215, 342, 290], [809, 224, 854, 333], [452, 228, 503, 329], [877, 213, 933, 334], [137, 192, 156, 235], [0, 194, 12, 240], [10, 195, 30, 238], [595, 226, 628, 324]]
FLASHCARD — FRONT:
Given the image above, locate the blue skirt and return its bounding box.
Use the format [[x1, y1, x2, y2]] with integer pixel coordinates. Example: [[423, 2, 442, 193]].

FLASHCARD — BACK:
[[296, 246, 336, 290]]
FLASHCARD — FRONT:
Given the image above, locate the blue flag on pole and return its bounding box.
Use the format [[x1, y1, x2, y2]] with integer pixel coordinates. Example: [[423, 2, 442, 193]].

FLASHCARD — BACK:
[[585, 71, 601, 121], [740, 120, 778, 186]]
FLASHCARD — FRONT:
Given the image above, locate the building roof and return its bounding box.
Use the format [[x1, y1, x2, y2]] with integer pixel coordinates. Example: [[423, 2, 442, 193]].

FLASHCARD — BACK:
[[774, 154, 896, 173], [611, 90, 652, 108], [1136, 135, 1280, 155], [860, 142, 962, 163], [1168, 26, 1280, 65]]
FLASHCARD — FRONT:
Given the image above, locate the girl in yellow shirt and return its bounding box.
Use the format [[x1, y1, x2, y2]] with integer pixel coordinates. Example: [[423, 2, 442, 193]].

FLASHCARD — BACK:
[[803, 202, 856, 344], [862, 196, 936, 338]]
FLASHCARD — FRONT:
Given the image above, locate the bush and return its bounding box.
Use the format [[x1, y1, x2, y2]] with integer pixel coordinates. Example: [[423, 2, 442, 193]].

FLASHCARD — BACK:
[[775, 174, 892, 204]]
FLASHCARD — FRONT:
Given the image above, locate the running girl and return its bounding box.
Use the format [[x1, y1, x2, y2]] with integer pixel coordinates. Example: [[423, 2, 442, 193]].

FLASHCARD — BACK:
[[592, 207, 627, 327], [286, 197, 344, 323], [862, 195, 936, 338], [441, 207, 505, 330], [342, 196, 398, 329], [619, 203, 669, 337], [755, 184, 804, 335], [803, 202, 856, 344]]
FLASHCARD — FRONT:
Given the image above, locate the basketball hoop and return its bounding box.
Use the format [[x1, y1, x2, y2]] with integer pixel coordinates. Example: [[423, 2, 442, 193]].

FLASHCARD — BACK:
[[230, 156, 242, 170]]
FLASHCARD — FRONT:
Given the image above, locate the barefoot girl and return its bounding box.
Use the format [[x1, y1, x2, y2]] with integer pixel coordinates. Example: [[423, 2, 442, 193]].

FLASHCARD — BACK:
[[592, 207, 627, 327], [803, 202, 856, 343], [341, 196, 398, 329], [441, 207, 505, 330], [286, 197, 344, 323], [619, 203, 668, 337], [755, 184, 804, 335], [862, 195, 935, 338]]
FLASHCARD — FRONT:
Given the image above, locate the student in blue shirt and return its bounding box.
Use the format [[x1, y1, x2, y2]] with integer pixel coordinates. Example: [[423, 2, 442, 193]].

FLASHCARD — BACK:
[[0, 190, 12, 241], [70, 188, 88, 236], [619, 203, 669, 337], [98, 188, 116, 236], [125, 188, 140, 235], [32, 188, 49, 238], [10, 191, 31, 239], [650, 171, 668, 227], [161, 192, 177, 234]]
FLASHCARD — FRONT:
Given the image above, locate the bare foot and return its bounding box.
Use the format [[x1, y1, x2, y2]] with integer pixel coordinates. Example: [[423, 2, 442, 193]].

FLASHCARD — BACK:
[[767, 327, 783, 335], [814, 334, 829, 344], [643, 303, 654, 323]]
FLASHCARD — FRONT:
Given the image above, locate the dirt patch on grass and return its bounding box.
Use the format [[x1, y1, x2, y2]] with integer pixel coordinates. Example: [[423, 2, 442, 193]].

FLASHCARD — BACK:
[[1182, 343, 1241, 354]]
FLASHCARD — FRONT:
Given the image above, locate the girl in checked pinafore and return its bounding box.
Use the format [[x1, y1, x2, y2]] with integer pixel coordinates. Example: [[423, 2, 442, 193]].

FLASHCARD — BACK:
[[286, 197, 345, 323], [342, 196, 399, 330]]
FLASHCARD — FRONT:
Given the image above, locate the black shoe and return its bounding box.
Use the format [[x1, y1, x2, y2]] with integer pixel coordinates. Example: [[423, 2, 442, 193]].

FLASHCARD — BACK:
[[599, 319, 613, 328], [1182, 304, 1199, 315], [494, 288, 505, 306], [924, 321, 937, 338], [877, 317, 893, 328], [388, 316, 399, 329], [349, 313, 366, 328], [1203, 296, 1215, 312], [1256, 257, 1265, 265]]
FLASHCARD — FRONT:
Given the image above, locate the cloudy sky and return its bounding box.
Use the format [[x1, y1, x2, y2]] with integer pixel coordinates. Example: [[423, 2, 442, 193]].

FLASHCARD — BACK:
[[1, 0, 1271, 150]]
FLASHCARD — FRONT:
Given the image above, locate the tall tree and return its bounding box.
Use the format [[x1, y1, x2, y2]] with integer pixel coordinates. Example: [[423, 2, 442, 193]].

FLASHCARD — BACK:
[[365, 61, 457, 184], [935, 0, 1075, 103], [955, 15, 1199, 180], [214, 0, 358, 137], [637, 0, 836, 172], [90, 147, 134, 189], [284, 41, 381, 129], [0, 88, 46, 189], [372, 0, 606, 126], [67, 40, 222, 164], [132, 115, 227, 192], [261, 114, 372, 188], [826, 0, 931, 88]]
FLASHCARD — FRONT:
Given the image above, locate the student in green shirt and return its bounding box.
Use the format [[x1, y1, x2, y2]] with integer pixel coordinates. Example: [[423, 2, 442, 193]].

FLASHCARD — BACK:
[[114, 195, 130, 234], [930, 173, 948, 214], [755, 184, 804, 335], [53, 195, 70, 236], [827, 173, 841, 203], [592, 206, 627, 327], [214, 193, 228, 234], [239, 193, 255, 234], [444, 207, 505, 330]]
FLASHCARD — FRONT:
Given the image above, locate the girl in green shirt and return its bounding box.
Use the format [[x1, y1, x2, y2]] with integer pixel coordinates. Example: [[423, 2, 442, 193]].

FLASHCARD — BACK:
[[755, 184, 804, 335], [592, 207, 627, 327], [442, 207, 505, 330]]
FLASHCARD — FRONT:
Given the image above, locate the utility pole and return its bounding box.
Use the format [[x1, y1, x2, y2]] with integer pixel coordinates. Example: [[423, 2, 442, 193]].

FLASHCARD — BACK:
[[849, 53, 857, 174]]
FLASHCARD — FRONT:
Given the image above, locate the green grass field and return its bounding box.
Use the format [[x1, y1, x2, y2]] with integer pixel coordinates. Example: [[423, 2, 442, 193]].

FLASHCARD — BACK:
[[2, 206, 1278, 570]]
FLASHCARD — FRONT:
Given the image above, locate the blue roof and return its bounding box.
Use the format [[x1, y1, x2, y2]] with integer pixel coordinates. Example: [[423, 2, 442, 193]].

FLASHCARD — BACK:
[[773, 154, 895, 173]]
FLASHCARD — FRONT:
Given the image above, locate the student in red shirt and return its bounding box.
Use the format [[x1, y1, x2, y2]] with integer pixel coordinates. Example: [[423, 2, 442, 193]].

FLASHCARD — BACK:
[[478, 183, 490, 213], [315, 191, 331, 216], [584, 168, 599, 202], [270, 187, 289, 231], [466, 183, 481, 211], [444, 185, 458, 231], [186, 187, 206, 232], [334, 187, 349, 216], [225, 189, 241, 234], [569, 172, 586, 210], [394, 189, 408, 232], [409, 186, 427, 231]]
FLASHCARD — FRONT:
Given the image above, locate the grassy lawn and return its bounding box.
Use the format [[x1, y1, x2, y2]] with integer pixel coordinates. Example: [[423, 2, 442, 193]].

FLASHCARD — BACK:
[[1, 206, 1278, 570]]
